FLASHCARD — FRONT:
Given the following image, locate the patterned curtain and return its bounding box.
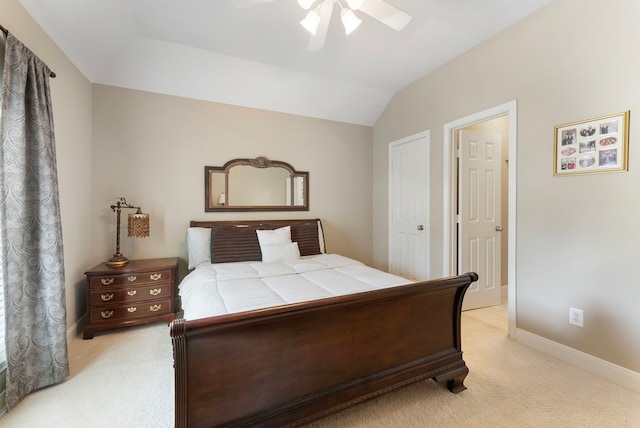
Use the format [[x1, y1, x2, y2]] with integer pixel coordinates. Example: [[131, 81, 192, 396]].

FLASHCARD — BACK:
[[0, 32, 68, 410]]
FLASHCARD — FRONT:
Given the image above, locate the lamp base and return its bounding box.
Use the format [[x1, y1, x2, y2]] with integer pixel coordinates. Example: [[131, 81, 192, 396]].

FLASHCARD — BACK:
[[106, 254, 129, 267]]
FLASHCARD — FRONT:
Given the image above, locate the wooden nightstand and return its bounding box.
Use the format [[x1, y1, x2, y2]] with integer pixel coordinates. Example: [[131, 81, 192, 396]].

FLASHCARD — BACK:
[[83, 257, 179, 339]]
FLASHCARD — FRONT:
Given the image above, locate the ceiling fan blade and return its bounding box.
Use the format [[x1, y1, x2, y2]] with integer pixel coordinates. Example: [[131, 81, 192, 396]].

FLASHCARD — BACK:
[[230, 0, 277, 8], [307, 2, 333, 52], [358, 0, 412, 31]]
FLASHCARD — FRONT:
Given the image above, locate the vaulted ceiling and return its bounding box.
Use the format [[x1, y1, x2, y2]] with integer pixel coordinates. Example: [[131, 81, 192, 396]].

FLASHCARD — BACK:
[[20, 0, 552, 125]]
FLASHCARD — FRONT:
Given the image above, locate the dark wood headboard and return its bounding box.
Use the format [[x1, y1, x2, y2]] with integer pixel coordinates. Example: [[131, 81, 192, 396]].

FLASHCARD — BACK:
[[190, 218, 326, 263]]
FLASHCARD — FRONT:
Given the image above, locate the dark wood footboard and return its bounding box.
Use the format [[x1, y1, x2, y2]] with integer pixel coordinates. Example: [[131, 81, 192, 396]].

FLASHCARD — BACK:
[[170, 272, 478, 428]]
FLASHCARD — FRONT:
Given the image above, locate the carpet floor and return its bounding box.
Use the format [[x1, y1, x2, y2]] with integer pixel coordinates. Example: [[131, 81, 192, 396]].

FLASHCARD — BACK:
[[2, 300, 640, 427]]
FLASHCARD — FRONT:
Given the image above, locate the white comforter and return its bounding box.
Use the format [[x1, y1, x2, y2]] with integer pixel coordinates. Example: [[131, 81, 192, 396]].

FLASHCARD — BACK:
[[179, 254, 412, 320]]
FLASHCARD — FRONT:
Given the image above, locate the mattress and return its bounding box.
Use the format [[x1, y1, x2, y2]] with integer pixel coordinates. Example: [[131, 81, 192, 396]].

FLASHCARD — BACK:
[[179, 253, 413, 320]]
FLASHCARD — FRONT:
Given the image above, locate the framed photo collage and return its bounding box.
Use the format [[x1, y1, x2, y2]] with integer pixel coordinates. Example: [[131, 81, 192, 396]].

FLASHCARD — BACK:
[[554, 111, 629, 176]]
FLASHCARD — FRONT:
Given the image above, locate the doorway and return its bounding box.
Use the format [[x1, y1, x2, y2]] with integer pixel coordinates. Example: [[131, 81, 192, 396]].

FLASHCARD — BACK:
[[443, 101, 517, 338]]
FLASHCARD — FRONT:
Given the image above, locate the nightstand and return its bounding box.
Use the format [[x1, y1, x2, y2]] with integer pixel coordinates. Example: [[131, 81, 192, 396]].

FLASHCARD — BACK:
[[83, 257, 179, 339]]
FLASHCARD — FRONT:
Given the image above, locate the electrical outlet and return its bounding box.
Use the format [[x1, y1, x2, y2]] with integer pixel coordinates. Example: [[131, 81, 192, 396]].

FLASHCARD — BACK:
[[569, 307, 584, 327]]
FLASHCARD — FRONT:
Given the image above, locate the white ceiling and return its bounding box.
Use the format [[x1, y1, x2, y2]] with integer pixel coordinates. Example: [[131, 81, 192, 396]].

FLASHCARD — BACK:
[[20, 0, 552, 126]]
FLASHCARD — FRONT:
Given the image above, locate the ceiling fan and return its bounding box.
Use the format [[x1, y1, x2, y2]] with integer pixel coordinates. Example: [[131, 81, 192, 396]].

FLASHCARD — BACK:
[[230, 0, 412, 51]]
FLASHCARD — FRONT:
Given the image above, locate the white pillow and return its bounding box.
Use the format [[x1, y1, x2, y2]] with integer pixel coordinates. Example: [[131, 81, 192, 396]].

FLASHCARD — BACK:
[[187, 227, 211, 269], [317, 220, 326, 253], [256, 226, 291, 246], [260, 242, 300, 263]]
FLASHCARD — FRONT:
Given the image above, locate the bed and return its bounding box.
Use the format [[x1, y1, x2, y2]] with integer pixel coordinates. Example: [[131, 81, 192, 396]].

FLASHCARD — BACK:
[[170, 219, 478, 428]]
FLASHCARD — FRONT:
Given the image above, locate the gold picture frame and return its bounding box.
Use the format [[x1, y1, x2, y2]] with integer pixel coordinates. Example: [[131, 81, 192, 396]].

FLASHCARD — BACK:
[[554, 111, 629, 175]]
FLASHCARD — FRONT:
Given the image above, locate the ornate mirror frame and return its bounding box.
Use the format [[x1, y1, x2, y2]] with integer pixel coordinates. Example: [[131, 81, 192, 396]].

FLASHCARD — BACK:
[[205, 157, 309, 212]]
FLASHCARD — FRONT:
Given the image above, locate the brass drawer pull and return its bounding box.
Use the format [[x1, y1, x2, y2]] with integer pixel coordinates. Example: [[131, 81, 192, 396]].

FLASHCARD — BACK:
[[150, 273, 162, 281], [149, 304, 162, 312], [149, 288, 161, 296], [127, 276, 137, 282], [127, 290, 137, 296], [101, 278, 114, 286], [127, 307, 137, 313], [101, 293, 114, 302], [101, 310, 114, 319]]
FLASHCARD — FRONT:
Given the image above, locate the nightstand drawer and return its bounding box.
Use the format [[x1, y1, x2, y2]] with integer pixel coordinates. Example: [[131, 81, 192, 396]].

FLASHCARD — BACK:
[[88, 269, 173, 288], [89, 298, 173, 324], [89, 283, 172, 306]]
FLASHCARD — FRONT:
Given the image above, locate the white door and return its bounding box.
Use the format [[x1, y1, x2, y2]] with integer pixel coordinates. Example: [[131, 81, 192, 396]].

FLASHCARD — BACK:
[[389, 132, 429, 281], [459, 130, 502, 310]]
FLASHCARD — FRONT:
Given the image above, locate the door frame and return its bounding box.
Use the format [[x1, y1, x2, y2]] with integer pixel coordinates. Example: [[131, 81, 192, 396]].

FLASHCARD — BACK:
[[443, 100, 517, 338], [388, 130, 430, 280]]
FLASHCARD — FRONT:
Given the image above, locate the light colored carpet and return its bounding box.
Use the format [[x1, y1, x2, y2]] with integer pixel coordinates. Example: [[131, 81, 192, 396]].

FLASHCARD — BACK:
[[2, 301, 640, 428], [1, 321, 174, 428]]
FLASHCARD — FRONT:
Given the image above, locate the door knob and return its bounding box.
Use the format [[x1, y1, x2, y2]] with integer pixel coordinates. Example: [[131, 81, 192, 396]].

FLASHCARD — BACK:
[[417, 225, 424, 231], [495, 226, 503, 232]]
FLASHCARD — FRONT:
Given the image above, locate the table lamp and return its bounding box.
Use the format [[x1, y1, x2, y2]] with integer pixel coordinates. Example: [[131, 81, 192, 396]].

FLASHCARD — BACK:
[[106, 197, 150, 267]]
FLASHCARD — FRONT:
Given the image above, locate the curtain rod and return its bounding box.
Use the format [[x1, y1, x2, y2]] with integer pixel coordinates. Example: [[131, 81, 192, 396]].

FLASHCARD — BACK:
[[0, 23, 56, 78]]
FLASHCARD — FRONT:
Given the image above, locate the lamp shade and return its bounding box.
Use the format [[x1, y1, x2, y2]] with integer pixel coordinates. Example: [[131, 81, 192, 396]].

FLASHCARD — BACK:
[[300, 9, 321, 35], [128, 212, 150, 238], [341, 9, 362, 35], [297, 0, 315, 9]]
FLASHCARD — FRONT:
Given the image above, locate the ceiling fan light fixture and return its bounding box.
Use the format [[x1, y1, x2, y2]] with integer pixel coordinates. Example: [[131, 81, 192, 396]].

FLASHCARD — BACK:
[[300, 9, 322, 35], [341, 8, 362, 35], [346, 0, 364, 10], [297, 0, 316, 10]]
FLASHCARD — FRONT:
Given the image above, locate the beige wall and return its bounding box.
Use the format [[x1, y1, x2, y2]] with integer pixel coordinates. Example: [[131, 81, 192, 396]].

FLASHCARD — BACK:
[[373, 0, 640, 372], [1, 1, 93, 333], [91, 85, 373, 280]]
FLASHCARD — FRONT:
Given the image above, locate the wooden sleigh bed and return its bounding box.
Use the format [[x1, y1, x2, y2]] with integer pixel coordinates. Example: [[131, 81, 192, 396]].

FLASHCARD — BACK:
[[170, 219, 478, 428]]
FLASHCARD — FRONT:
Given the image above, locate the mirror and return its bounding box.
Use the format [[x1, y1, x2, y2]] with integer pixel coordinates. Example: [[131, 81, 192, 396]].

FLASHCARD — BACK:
[[205, 157, 309, 212]]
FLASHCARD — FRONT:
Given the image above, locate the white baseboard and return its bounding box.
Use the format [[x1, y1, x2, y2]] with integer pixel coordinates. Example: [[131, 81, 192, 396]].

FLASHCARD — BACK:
[[501, 284, 508, 297], [516, 328, 640, 394], [67, 314, 87, 342]]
